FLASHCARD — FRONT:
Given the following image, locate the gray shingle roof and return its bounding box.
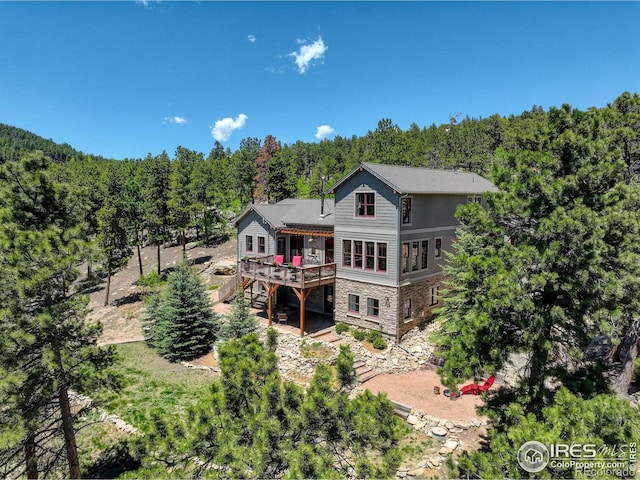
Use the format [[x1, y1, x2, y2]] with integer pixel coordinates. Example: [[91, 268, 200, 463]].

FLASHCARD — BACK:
[[234, 198, 335, 228], [332, 162, 498, 195]]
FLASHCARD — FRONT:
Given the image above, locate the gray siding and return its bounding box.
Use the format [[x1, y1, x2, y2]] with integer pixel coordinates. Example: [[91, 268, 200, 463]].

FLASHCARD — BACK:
[[236, 210, 277, 258], [400, 194, 466, 230], [334, 170, 400, 287]]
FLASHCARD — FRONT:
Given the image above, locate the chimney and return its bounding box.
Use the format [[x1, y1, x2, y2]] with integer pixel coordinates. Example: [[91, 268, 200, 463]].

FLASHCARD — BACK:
[[320, 176, 326, 217]]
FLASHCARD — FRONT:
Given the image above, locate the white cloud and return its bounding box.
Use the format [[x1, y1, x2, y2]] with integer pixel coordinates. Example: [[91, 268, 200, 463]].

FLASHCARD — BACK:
[[248, 34, 256, 43], [164, 116, 187, 125], [289, 37, 327, 74], [211, 114, 248, 142], [315, 125, 336, 140]]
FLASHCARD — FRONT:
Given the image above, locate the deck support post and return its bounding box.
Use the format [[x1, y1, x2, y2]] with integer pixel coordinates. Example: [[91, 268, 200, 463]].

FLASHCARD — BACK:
[[264, 282, 279, 326], [293, 287, 314, 337]]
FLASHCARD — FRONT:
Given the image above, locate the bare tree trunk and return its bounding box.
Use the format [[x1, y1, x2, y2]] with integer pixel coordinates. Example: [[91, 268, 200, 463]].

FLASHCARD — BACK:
[[182, 230, 186, 254], [54, 349, 81, 479], [157, 243, 161, 275], [136, 231, 143, 277], [104, 269, 111, 307], [613, 317, 640, 396], [137, 244, 143, 277], [25, 432, 38, 479]]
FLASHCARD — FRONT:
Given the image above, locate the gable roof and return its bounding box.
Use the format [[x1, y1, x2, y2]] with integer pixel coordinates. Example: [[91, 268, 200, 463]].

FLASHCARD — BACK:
[[330, 162, 498, 195], [233, 198, 335, 229]]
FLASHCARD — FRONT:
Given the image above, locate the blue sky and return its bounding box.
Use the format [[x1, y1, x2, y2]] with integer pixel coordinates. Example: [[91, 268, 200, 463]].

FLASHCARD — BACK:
[[1, 1, 638, 160]]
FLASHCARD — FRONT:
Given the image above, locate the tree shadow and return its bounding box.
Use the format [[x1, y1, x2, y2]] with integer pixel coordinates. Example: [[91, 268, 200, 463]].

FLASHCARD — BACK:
[[112, 291, 144, 307], [188, 255, 212, 267], [83, 439, 141, 479]]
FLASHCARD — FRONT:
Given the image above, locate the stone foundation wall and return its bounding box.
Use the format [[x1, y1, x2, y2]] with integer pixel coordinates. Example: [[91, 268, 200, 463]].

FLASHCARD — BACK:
[[397, 276, 444, 338], [334, 278, 399, 339]]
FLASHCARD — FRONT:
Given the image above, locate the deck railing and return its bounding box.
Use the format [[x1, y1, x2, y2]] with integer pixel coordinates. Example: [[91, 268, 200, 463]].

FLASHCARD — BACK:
[[240, 256, 336, 289]]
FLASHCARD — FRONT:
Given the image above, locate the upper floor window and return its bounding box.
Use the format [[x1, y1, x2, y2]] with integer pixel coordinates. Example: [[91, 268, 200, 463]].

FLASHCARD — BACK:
[[435, 237, 442, 259], [246, 235, 253, 252], [402, 242, 409, 273], [411, 241, 419, 271], [257, 236, 266, 253], [365, 242, 375, 270], [356, 192, 375, 217], [468, 195, 482, 204], [421, 240, 429, 269], [343, 239, 352, 267], [377, 243, 387, 272], [401, 197, 412, 224], [353, 241, 363, 268]]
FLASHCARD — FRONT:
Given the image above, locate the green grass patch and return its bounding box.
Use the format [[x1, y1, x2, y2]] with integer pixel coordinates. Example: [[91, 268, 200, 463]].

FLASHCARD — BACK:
[[207, 284, 219, 290], [300, 340, 335, 360], [95, 342, 216, 432]]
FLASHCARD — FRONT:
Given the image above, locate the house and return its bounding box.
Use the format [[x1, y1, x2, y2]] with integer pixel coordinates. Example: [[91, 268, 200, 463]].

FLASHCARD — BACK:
[[232, 162, 497, 340]]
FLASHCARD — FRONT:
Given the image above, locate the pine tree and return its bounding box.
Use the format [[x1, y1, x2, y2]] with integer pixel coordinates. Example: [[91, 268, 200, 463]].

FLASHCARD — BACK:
[[436, 105, 640, 413], [0, 153, 119, 479], [127, 334, 406, 478], [145, 263, 219, 362], [97, 166, 132, 306], [142, 152, 171, 275], [219, 290, 258, 342]]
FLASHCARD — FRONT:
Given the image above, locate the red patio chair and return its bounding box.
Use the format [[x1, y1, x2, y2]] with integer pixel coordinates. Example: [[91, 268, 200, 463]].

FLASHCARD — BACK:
[[274, 255, 284, 265], [460, 375, 496, 395], [292, 256, 302, 267], [478, 375, 495, 393]]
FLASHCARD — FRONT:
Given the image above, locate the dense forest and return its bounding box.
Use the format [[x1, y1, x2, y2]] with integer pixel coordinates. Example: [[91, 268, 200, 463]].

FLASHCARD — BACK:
[[1, 92, 639, 478]]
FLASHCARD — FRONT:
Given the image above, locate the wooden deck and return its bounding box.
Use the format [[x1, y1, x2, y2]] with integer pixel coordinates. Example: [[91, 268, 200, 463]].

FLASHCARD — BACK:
[[239, 257, 336, 289]]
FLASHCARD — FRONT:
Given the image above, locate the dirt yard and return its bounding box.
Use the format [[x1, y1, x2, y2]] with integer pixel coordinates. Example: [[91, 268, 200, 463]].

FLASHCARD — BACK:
[[88, 239, 488, 437], [88, 240, 236, 345]]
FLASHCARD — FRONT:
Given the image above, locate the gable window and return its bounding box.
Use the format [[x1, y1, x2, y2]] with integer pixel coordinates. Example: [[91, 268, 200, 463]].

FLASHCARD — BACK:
[[434, 237, 442, 259], [246, 235, 253, 252], [356, 192, 375, 217], [401, 197, 412, 224], [367, 298, 379, 318], [365, 242, 375, 270], [354, 241, 363, 268], [401, 242, 409, 273], [257, 236, 266, 253], [377, 243, 387, 272], [429, 286, 440, 306], [404, 298, 412, 319], [421, 240, 429, 269], [411, 241, 419, 271], [342, 240, 352, 267], [348, 294, 360, 313]]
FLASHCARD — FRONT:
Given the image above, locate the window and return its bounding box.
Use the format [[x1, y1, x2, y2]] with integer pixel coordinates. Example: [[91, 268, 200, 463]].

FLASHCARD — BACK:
[[401, 197, 412, 224], [468, 195, 482, 204], [402, 242, 409, 273], [246, 235, 253, 252], [354, 241, 363, 268], [429, 286, 440, 306], [342, 239, 352, 267], [377, 243, 387, 272], [404, 298, 412, 319], [365, 242, 375, 270], [367, 298, 379, 317], [434, 237, 442, 259], [257, 236, 266, 253], [411, 241, 419, 271], [348, 294, 360, 313], [421, 240, 429, 269], [356, 192, 375, 217]]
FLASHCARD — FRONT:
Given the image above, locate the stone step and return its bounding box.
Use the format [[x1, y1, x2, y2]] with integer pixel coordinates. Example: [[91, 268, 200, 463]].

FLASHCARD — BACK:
[[358, 370, 381, 383], [353, 360, 366, 369], [356, 365, 373, 376], [309, 326, 335, 338], [390, 399, 412, 419]]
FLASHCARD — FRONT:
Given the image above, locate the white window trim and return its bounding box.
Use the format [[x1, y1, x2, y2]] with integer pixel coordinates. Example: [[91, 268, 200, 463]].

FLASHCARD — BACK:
[[429, 286, 440, 306], [434, 237, 443, 259]]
